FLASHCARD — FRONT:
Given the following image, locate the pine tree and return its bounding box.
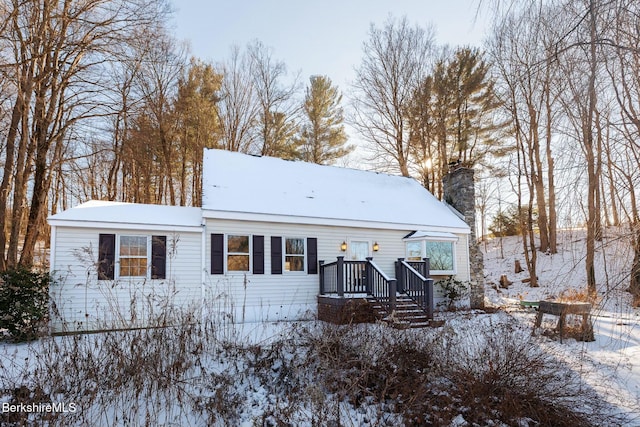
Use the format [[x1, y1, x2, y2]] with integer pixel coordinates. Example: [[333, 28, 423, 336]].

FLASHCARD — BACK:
[[298, 75, 353, 164], [174, 58, 223, 205], [262, 110, 300, 160], [408, 47, 507, 196]]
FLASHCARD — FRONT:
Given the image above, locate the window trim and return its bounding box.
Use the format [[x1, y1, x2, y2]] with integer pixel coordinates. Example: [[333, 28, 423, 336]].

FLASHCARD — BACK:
[[283, 236, 306, 273], [423, 240, 456, 275], [97, 233, 167, 281], [117, 234, 150, 279], [404, 234, 458, 275], [226, 234, 251, 273]]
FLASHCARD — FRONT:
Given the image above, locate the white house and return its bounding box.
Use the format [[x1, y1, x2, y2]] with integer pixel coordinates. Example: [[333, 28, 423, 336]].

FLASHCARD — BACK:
[[48, 149, 471, 333]]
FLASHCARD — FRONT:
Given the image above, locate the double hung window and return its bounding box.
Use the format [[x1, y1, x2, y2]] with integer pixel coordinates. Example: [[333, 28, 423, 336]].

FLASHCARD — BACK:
[[210, 234, 317, 275], [98, 234, 166, 280], [284, 238, 305, 272], [227, 235, 250, 272], [119, 236, 148, 277]]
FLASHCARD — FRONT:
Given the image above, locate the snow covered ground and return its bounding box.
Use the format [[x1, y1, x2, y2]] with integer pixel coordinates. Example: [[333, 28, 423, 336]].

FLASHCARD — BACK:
[[483, 229, 640, 423], [1, 229, 640, 426]]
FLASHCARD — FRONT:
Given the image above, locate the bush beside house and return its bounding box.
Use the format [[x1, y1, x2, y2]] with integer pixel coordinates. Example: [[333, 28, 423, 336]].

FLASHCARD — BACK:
[[0, 267, 51, 342]]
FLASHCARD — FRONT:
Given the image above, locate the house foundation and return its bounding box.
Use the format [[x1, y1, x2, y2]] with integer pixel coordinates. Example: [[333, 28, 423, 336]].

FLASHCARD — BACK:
[[317, 296, 378, 325]]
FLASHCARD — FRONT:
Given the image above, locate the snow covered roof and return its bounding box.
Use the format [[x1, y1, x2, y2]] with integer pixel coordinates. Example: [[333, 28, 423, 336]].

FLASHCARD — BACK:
[[202, 149, 470, 233], [404, 231, 459, 240], [48, 200, 202, 232]]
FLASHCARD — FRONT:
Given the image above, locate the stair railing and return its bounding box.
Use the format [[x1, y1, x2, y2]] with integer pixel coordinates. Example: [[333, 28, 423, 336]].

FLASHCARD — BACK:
[[365, 257, 397, 313], [395, 258, 434, 319]]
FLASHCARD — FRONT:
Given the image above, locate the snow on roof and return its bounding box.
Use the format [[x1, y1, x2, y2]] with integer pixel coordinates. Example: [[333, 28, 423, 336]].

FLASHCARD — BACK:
[[404, 231, 459, 240], [48, 200, 202, 230], [202, 149, 470, 233]]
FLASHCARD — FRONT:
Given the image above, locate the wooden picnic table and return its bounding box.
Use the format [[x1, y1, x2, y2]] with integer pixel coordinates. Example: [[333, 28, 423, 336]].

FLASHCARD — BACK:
[[534, 301, 594, 342]]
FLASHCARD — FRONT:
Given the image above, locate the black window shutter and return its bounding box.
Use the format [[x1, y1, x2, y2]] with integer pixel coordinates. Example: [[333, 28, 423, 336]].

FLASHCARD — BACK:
[[253, 235, 265, 274], [211, 234, 224, 274], [271, 236, 282, 274], [151, 235, 167, 279], [307, 237, 318, 274], [98, 233, 115, 280]]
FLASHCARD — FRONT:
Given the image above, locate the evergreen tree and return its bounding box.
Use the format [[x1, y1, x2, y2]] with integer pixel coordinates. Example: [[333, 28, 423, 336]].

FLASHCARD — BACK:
[[298, 75, 352, 164], [262, 110, 300, 160], [174, 58, 223, 205], [445, 48, 504, 167], [408, 47, 507, 197]]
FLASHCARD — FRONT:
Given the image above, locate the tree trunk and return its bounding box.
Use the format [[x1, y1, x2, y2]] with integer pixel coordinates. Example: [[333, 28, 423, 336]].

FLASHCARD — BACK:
[[544, 72, 557, 253], [526, 104, 549, 253], [605, 142, 620, 226], [0, 90, 24, 271], [7, 93, 36, 268], [585, 0, 599, 296], [629, 225, 640, 307]]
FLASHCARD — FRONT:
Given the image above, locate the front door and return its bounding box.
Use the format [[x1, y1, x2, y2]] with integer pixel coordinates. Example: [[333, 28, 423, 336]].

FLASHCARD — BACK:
[[348, 240, 369, 292], [349, 240, 370, 261]]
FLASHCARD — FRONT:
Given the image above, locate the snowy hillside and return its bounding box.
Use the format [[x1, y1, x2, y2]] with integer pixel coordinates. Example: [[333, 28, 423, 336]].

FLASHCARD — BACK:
[[483, 228, 635, 313], [482, 229, 640, 422]]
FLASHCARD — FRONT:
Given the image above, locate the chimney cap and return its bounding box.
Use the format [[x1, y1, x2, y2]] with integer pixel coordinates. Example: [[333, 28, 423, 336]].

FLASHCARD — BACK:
[[448, 159, 462, 172]]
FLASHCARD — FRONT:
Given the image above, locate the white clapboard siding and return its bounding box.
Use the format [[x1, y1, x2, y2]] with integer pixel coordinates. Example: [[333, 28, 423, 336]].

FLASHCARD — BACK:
[[50, 226, 202, 333], [204, 218, 470, 322], [50, 216, 471, 330]]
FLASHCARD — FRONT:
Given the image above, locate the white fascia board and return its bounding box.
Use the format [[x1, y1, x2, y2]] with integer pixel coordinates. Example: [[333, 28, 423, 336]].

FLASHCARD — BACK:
[[202, 209, 471, 235], [47, 219, 203, 233]]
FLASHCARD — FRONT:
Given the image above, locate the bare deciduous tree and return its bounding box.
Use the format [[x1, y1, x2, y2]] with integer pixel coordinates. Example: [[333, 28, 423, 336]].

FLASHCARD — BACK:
[[351, 15, 435, 176], [217, 45, 259, 154], [0, 0, 169, 269], [247, 40, 300, 158]]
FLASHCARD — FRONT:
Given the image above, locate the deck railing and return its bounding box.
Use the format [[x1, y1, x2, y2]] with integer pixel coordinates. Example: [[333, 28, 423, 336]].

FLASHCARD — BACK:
[[395, 258, 433, 319], [320, 257, 434, 317], [319, 257, 368, 295], [319, 257, 397, 312], [407, 259, 428, 278]]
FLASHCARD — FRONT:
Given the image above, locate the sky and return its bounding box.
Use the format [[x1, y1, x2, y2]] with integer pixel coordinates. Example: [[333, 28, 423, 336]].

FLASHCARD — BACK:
[[172, 0, 490, 92]]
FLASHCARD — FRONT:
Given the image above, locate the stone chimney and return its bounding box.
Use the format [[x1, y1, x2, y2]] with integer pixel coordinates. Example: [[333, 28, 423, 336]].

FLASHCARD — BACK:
[[442, 165, 484, 309]]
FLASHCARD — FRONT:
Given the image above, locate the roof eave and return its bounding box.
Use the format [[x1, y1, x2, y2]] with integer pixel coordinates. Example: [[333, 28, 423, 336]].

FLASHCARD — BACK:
[[202, 209, 471, 234], [47, 218, 203, 233]]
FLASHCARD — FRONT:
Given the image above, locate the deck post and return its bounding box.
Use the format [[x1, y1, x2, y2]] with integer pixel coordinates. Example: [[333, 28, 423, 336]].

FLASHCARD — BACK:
[[389, 279, 397, 312], [425, 278, 434, 319], [423, 258, 433, 319], [396, 258, 405, 292], [423, 257, 431, 278], [319, 260, 325, 295], [365, 257, 373, 294], [336, 256, 344, 297]]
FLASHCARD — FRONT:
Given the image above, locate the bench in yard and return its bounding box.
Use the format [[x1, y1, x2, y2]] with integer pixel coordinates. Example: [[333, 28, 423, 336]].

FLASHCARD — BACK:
[[534, 301, 594, 342]]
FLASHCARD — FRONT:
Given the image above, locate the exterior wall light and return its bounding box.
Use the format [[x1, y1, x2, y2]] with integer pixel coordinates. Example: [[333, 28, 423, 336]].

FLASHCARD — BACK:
[[373, 242, 379, 252], [340, 241, 347, 251]]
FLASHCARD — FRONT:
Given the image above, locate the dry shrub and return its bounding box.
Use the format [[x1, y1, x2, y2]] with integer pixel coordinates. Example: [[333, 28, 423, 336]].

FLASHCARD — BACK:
[[298, 317, 623, 427], [0, 302, 244, 427], [0, 308, 626, 426], [436, 321, 600, 426], [558, 287, 600, 305]]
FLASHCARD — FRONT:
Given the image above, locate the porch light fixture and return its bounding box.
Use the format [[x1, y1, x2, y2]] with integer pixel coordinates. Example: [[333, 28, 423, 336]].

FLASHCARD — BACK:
[[373, 242, 379, 252], [340, 241, 347, 251]]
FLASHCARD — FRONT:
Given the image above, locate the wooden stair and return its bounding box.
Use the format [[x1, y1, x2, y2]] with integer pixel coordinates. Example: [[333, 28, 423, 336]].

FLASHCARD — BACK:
[[367, 295, 435, 329]]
